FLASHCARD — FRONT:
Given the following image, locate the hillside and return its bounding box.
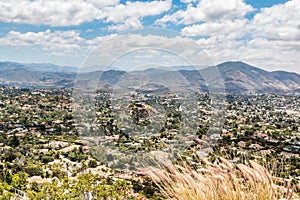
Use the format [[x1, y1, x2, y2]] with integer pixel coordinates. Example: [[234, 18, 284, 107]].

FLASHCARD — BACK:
[[0, 61, 299, 94], [215, 61, 300, 93]]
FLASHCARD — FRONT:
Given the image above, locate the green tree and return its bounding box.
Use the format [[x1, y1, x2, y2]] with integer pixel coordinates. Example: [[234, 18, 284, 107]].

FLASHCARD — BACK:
[[88, 160, 97, 168], [11, 172, 28, 190], [9, 133, 20, 147]]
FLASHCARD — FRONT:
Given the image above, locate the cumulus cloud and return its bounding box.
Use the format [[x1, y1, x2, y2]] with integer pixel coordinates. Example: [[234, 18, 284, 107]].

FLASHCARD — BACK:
[[0, 29, 116, 56], [156, 0, 253, 25], [0, 0, 102, 26], [246, 0, 300, 71], [250, 0, 300, 41], [101, 0, 172, 31], [182, 19, 248, 39], [85, 0, 120, 8], [180, 0, 198, 4], [180, 0, 300, 41], [100, 0, 172, 24], [107, 18, 142, 32], [0, 0, 171, 29]]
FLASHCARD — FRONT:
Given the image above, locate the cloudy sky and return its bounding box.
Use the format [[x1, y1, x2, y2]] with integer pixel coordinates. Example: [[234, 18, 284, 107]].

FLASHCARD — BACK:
[[0, 0, 299, 72]]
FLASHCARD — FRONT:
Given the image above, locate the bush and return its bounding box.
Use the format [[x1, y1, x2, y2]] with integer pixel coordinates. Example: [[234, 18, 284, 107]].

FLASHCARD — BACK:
[[3, 151, 17, 162], [11, 172, 28, 190], [24, 165, 43, 176], [41, 155, 54, 163], [88, 160, 97, 168]]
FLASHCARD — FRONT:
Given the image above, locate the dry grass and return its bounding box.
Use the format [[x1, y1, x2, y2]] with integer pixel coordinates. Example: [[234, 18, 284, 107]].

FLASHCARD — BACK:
[[147, 157, 300, 200]]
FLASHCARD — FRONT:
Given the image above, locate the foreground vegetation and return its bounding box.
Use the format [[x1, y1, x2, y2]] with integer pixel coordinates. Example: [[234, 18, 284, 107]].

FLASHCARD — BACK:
[[149, 157, 299, 200]]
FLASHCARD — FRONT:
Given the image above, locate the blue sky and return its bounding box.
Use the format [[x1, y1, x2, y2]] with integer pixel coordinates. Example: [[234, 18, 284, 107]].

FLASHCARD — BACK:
[[0, 0, 299, 72]]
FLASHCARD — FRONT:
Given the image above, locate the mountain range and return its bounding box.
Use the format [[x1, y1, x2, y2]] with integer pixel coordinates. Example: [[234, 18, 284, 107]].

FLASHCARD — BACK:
[[0, 61, 299, 94]]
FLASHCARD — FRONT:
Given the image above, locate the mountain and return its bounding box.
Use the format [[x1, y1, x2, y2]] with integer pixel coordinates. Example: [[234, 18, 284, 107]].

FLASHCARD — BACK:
[[0, 61, 78, 73], [270, 70, 300, 90], [0, 61, 76, 87], [215, 61, 300, 93], [24, 63, 78, 73], [0, 61, 27, 71], [0, 60, 299, 94]]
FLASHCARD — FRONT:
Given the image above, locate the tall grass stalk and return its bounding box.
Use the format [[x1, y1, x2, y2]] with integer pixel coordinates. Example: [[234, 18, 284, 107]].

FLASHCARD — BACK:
[[147, 157, 299, 200]]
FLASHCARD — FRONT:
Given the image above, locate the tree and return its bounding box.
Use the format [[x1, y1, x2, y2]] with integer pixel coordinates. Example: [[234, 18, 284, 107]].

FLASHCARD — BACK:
[[88, 160, 97, 168], [24, 165, 43, 177], [11, 172, 28, 190], [31, 181, 40, 192], [9, 133, 20, 147], [0, 183, 4, 195], [3, 151, 17, 162], [4, 169, 12, 185]]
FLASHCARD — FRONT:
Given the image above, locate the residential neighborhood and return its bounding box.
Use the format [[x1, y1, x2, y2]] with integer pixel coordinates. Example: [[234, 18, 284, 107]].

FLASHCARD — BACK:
[[0, 86, 299, 198]]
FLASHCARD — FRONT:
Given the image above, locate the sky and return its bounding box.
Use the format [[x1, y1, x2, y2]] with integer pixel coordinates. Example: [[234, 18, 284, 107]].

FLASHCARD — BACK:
[[0, 0, 299, 73]]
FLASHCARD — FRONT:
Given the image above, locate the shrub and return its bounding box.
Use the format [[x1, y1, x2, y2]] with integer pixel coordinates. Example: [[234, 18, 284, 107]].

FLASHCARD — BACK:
[[148, 157, 300, 200], [41, 155, 54, 163], [24, 165, 43, 176]]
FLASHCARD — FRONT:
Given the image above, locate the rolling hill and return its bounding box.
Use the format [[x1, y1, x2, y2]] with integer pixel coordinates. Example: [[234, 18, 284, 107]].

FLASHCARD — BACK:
[[0, 61, 299, 94]]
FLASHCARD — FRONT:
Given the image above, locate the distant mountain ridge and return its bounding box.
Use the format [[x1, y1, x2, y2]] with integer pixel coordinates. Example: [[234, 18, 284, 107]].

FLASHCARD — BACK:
[[215, 61, 300, 93], [0, 61, 299, 94], [24, 63, 78, 73], [0, 61, 78, 72]]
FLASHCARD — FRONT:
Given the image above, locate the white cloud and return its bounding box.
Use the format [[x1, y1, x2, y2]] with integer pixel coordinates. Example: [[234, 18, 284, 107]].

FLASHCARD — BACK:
[[180, 0, 300, 42], [182, 19, 248, 39], [107, 18, 142, 31], [180, 0, 198, 3], [240, 38, 300, 72], [156, 0, 253, 25], [0, 0, 103, 26], [0, 0, 171, 29], [250, 0, 300, 41], [0, 29, 116, 56], [100, 0, 172, 24], [85, 0, 120, 8], [100, 0, 172, 31]]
